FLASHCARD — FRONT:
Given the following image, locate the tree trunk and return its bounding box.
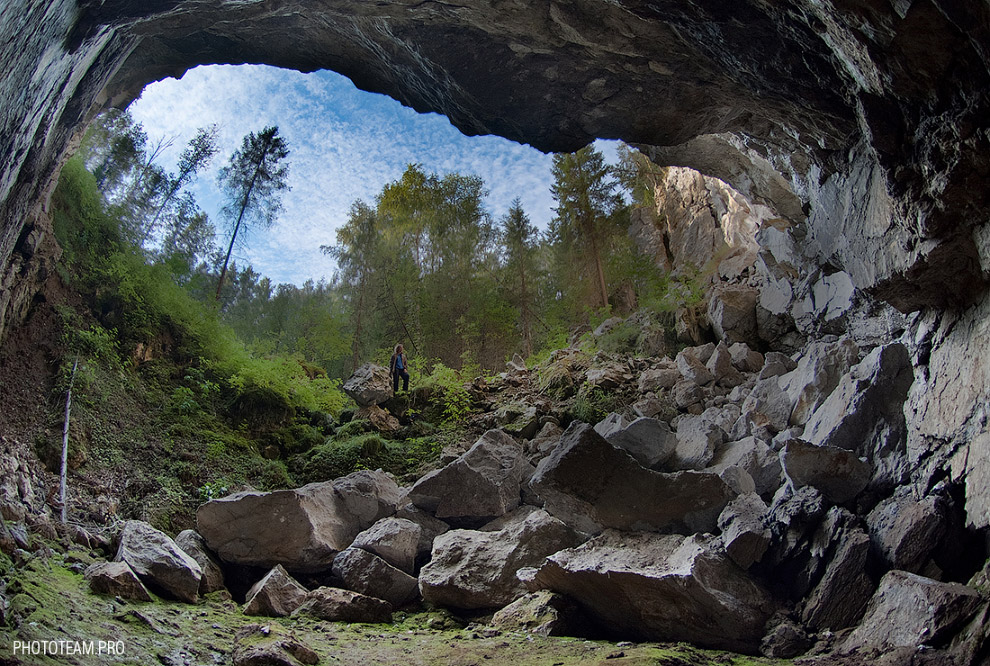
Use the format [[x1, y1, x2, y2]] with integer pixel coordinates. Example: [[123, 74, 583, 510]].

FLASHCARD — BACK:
[[60, 357, 79, 524], [588, 225, 609, 309]]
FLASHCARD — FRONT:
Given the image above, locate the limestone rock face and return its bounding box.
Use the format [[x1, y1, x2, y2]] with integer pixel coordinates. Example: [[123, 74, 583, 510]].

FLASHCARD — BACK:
[[197, 470, 400, 573], [418, 507, 582, 610], [534, 531, 775, 653], [243, 565, 309, 617], [342, 363, 392, 406], [408, 429, 531, 527], [115, 520, 202, 603]]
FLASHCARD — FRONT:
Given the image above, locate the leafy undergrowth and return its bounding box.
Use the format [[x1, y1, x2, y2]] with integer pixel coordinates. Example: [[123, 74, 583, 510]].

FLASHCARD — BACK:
[[0, 555, 793, 666]]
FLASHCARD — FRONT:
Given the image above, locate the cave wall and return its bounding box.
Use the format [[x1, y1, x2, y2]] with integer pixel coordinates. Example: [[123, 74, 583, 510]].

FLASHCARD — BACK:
[[1, 1, 989, 512]]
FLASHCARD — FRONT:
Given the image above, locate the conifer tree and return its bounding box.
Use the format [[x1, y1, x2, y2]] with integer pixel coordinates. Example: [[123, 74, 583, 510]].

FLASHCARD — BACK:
[[550, 145, 624, 310], [215, 126, 290, 301]]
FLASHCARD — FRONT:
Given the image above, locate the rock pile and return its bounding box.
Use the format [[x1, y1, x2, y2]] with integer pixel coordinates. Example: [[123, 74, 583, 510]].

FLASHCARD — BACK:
[[80, 332, 988, 662]]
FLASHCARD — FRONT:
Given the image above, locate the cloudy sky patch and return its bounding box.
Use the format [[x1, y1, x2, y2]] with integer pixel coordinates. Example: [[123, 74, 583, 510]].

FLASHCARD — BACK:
[[129, 64, 562, 286]]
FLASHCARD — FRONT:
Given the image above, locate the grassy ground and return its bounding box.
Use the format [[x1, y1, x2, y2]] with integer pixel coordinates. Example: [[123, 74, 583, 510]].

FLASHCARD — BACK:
[[0, 552, 792, 666]]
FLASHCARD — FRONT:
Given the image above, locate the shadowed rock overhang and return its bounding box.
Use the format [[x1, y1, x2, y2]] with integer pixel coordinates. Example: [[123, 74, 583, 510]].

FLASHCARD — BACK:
[[1, 0, 989, 335]]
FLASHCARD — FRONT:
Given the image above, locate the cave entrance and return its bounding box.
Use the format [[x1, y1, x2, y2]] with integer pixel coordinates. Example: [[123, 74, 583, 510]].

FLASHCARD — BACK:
[[124, 64, 563, 286]]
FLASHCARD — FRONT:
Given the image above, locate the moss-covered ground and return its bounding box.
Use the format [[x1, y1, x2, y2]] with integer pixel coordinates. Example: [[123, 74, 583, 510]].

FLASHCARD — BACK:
[[0, 553, 793, 666]]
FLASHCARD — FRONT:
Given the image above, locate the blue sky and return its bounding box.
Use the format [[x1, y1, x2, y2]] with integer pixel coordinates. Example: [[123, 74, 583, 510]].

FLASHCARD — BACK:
[[129, 64, 617, 286]]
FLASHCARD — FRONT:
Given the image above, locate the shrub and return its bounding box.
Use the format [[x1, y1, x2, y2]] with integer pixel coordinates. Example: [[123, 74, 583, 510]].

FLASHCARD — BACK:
[[570, 386, 620, 424]]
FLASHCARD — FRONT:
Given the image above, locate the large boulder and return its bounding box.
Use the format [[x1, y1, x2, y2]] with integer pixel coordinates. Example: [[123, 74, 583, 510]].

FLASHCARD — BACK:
[[292, 587, 393, 623], [865, 492, 946, 574], [708, 287, 759, 346], [331, 547, 419, 607], [739, 376, 793, 435], [780, 338, 860, 426], [706, 341, 746, 388], [842, 571, 982, 654], [802, 343, 913, 488], [672, 413, 726, 470], [800, 515, 873, 632], [708, 436, 782, 498], [115, 520, 202, 603], [418, 507, 582, 610], [243, 565, 309, 617], [231, 624, 319, 666], [717, 493, 770, 570], [197, 470, 400, 573], [342, 363, 393, 406], [534, 531, 775, 653], [175, 529, 225, 595], [676, 347, 715, 386], [491, 590, 591, 637], [780, 439, 871, 504], [351, 517, 421, 574], [407, 430, 532, 527], [84, 561, 153, 601], [594, 413, 677, 470], [530, 422, 735, 535], [394, 504, 449, 562]]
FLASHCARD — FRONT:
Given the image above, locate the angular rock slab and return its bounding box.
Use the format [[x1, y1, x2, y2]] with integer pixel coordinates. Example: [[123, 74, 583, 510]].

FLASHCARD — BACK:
[[408, 429, 531, 527], [232, 623, 319, 666], [780, 439, 871, 504], [530, 422, 734, 535], [175, 529, 225, 595], [865, 493, 945, 573], [491, 590, 590, 637], [534, 531, 775, 653], [418, 507, 582, 610], [802, 343, 912, 455], [197, 470, 400, 573], [717, 493, 770, 570], [351, 516, 421, 574], [85, 561, 153, 601], [115, 520, 202, 603], [342, 362, 393, 406], [843, 571, 982, 653], [332, 547, 419, 607], [595, 413, 676, 469], [292, 586, 393, 623], [243, 564, 309, 617]]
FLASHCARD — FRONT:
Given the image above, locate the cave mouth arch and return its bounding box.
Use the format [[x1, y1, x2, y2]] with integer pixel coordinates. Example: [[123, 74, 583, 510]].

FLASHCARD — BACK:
[[1, 0, 989, 342]]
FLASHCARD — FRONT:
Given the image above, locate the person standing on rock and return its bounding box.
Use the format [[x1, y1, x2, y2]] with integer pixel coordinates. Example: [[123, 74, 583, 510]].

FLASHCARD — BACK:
[[390, 343, 410, 393]]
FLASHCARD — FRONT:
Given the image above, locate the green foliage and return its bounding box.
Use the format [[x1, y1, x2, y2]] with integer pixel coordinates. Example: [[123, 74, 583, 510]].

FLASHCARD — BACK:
[[417, 362, 473, 425], [596, 320, 641, 354], [292, 430, 442, 485], [570, 386, 620, 424]]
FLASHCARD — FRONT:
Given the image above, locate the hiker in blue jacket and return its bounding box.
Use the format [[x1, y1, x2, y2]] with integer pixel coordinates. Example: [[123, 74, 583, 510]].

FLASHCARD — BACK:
[[389, 343, 409, 393]]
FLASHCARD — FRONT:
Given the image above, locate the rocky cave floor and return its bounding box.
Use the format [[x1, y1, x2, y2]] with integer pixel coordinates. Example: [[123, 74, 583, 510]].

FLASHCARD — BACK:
[[0, 551, 799, 666]]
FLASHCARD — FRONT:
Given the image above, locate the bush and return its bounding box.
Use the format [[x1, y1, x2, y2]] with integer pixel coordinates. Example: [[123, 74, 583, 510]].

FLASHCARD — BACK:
[[570, 386, 620, 424]]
